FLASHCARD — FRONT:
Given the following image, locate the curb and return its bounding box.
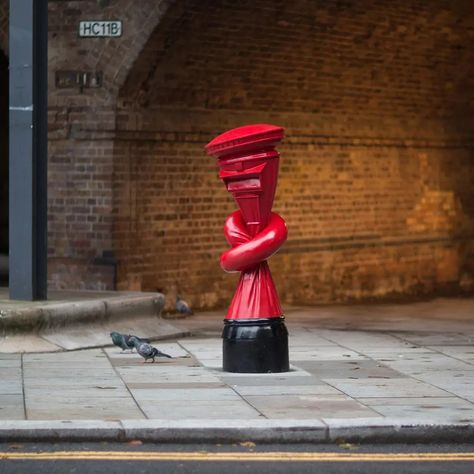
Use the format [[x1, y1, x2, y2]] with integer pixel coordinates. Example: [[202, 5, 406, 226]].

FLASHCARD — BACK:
[[0, 292, 165, 335], [0, 419, 473, 443]]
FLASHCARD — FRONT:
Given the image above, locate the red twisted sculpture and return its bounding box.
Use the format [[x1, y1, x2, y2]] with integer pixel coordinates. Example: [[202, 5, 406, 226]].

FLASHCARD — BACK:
[[206, 124, 289, 373]]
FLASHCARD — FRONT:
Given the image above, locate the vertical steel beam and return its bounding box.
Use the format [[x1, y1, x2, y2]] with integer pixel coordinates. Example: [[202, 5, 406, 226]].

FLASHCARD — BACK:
[[9, 0, 48, 300]]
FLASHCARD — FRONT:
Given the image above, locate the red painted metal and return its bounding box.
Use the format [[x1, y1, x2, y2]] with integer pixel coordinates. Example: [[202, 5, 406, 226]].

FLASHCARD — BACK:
[[205, 124, 287, 319]]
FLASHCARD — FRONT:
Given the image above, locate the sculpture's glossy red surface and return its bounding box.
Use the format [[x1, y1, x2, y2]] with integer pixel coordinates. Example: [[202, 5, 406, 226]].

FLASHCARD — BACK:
[[221, 211, 287, 272], [205, 124, 287, 319]]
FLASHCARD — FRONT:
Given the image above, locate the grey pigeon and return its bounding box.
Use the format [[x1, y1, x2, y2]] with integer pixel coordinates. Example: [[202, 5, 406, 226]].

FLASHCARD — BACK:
[[110, 331, 129, 351], [110, 331, 150, 352], [129, 336, 172, 363], [176, 295, 193, 315]]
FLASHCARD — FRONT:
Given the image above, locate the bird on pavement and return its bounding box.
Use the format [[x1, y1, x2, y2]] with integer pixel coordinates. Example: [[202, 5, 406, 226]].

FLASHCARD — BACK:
[[176, 295, 193, 315], [129, 336, 172, 363], [110, 331, 150, 352]]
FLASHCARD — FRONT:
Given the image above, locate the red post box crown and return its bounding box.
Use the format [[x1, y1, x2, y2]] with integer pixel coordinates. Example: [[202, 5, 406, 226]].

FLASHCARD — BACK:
[[205, 124, 284, 158]]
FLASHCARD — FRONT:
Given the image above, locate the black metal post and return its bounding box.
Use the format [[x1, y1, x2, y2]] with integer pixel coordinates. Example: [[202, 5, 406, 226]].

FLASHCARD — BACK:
[[9, 0, 48, 300]]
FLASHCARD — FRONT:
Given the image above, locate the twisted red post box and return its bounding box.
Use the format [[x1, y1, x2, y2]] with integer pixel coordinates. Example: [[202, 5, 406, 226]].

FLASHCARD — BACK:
[[205, 124, 290, 373]]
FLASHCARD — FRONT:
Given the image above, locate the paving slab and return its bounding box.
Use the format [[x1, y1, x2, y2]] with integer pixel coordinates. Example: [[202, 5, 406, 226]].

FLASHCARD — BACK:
[[0, 335, 62, 353], [392, 331, 474, 346], [138, 400, 262, 420], [130, 387, 241, 402], [314, 329, 413, 350], [322, 377, 454, 398], [290, 347, 369, 361], [293, 360, 405, 379], [0, 395, 24, 420], [26, 406, 144, 421], [242, 394, 381, 419], [357, 397, 474, 423], [0, 384, 24, 395], [374, 352, 474, 374], [232, 384, 342, 396], [221, 375, 320, 387], [362, 348, 437, 358], [427, 345, 474, 363], [217, 365, 313, 379], [413, 370, 474, 402]]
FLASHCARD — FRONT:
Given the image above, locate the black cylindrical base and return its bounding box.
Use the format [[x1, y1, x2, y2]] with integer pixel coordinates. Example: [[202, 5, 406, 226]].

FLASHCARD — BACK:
[[222, 317, 289, 373]]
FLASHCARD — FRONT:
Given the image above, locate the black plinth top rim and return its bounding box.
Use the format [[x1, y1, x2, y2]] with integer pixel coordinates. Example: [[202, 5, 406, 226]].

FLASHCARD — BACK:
[[223, 317, 286, 326]]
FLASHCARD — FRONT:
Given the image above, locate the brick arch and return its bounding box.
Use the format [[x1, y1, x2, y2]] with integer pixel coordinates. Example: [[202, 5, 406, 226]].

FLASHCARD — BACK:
[[113, 0, 474, 307], [47, 0, 174, 291], [95, 0, 174, 96], [0, 0, 171, 72], [47, 0, 173, 107]]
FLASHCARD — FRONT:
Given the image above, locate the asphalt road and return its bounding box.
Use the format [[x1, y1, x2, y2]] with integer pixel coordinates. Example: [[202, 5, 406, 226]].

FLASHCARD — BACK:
[[0, 442, 473, 473]]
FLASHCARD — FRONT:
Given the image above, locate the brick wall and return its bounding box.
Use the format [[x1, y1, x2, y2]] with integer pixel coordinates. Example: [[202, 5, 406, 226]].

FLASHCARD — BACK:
[[1, 0, 473, 308], [114, 0, 474, 308], [47, 0, 171, 289], [0, 0, 7, 54]]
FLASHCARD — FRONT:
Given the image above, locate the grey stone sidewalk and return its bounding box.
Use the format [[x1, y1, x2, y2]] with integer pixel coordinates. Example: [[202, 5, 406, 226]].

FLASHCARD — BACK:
[[0, 297, 473, 442]]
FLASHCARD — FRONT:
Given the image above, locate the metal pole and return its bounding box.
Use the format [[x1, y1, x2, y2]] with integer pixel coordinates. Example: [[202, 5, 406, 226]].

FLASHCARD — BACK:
[[9, 0, 48, 300]]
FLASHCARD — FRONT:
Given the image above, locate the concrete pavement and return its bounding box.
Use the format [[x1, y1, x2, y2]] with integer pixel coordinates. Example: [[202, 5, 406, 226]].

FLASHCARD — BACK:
[[0, 297, 473, 442]]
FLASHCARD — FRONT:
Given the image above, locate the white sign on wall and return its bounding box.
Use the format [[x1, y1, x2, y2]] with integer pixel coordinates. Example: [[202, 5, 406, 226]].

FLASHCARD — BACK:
[[79, 21, 122, 38]]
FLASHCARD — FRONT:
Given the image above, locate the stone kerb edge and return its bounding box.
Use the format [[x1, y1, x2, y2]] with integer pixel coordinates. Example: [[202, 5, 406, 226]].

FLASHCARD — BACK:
[[0, 293, 166, 335], [0, 420, 473, 443]]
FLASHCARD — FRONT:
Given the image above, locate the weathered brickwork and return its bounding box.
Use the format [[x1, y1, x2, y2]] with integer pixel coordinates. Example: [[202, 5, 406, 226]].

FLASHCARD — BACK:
[[115, 0, 474, 307], [46, 0, 171, 289], [1, 0, 473, 307], [0, 0, 7, 54]]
